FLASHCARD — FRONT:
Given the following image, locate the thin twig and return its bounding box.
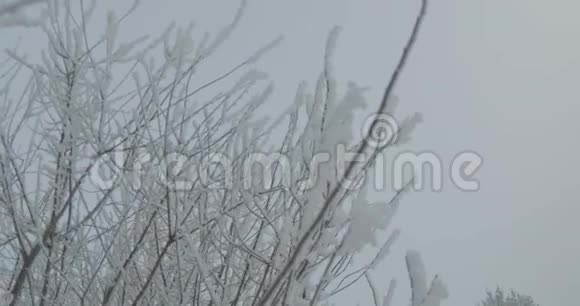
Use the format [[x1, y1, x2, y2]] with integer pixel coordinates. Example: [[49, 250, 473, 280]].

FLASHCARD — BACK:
[[256, 1, 429, 304]]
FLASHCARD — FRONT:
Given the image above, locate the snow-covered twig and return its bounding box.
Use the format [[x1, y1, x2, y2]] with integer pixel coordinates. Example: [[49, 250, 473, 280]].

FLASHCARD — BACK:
[[406, 250, 448, 306], [257, 1, 429, 304]]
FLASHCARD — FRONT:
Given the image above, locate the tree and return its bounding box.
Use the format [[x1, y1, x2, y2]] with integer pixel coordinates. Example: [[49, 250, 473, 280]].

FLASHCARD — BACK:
[[0, 0, 441, 305], [478, 287, 539, 306]]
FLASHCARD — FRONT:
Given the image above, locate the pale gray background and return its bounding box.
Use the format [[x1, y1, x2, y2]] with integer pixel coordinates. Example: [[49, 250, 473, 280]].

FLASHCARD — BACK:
[[2, 0, 579, 305]]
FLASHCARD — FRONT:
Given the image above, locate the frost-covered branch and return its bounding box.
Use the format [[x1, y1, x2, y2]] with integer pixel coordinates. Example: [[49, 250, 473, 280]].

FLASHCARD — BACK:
[[257, 0, 429, 304], [406, 250, 448, 306], [0, 0, 439, 305]]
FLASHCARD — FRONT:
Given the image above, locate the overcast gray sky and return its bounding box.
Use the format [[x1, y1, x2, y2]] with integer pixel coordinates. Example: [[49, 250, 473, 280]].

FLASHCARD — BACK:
[[2, 0, 579, 305]]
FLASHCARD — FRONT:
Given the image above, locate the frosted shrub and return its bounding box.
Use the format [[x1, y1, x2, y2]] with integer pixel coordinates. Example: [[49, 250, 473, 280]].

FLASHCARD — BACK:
[[0, 0, 442, 305]]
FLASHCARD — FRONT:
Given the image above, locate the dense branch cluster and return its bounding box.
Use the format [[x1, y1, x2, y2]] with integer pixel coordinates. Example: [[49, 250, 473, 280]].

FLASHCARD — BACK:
[[0, 0, 441, 305], [478, 288, 539, 306]]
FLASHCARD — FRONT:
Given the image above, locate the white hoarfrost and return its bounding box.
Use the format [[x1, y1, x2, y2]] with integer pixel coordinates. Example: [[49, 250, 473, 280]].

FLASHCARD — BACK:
[[0, 0, 439, 305], [407, 250, 449, 306]]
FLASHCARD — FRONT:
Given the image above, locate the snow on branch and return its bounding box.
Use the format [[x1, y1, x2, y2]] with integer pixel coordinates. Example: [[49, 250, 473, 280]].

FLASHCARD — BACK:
[[0, 0, 439, 305], [406, 250, 448, 306]]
